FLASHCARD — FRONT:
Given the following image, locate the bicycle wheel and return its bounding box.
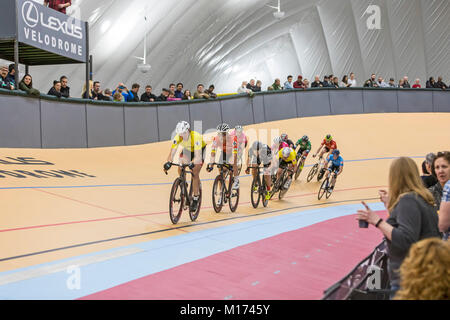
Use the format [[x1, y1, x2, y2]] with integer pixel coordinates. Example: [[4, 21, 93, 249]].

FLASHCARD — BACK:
[[326, 179, 335, 199], [188, 181, 202, 222], [317, 167, 325, 181], [279, 171, 289, 200], [229, 177, 240, 213], [294, 161, 303, 181], [318, 178, 329, 200], [251, 176, 261, 208], [212, 175, 225, 213], [261, 177, 269, 207], [169, 178, 184, 224], [307, 164, 318, 182]]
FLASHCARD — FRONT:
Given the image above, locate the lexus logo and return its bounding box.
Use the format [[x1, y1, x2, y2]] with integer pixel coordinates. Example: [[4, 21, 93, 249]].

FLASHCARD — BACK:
[[22, 1, 39, 28]]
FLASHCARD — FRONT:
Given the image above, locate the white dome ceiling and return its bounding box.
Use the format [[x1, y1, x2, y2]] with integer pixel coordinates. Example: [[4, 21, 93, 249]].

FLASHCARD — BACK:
[[5, 0, 450, 96]]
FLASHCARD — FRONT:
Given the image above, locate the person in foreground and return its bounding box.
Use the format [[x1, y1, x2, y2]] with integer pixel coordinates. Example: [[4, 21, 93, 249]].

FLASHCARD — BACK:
[[394, 238, 449, 300], [356, 157, 441, 298]]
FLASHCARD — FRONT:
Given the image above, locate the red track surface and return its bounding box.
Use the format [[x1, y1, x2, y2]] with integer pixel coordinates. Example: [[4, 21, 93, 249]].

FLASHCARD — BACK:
[[82, 211, 388, 300]]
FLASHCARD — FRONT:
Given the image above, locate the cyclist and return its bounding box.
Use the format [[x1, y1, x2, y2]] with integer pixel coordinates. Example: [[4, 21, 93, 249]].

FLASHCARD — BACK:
[[164, 121, 206, 212], [245, 141, 273, 200], [295, 135, 312, 171], [230, 125, 248, 170], [277, 147, 298, 190], [207, 124, 240, 190], [323, 149, 344, 190], [313, 134, 337, 160], [272, 136, 289, 153], [281, 133, 295, 149]]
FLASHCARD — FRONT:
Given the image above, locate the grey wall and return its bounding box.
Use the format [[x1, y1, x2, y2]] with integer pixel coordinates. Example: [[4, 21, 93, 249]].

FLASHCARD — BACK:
[[0, 88, 449, 149]]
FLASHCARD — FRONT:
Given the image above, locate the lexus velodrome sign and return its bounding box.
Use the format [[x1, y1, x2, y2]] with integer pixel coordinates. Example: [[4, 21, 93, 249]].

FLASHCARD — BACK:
[[17, 0, 86, 62]]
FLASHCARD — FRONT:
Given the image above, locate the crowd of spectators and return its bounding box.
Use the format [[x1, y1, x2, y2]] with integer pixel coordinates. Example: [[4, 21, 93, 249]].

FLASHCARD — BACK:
[[1, 62, 449, 103]]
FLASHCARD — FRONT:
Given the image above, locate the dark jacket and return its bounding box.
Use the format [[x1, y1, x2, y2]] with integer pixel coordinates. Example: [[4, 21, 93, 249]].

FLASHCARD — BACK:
[[429, 182, 443, 208], [157, 94, 168, 102], [0, 75, 13, 90], [386, 192, 441, 287], [403, 81, 411, 88], [60, 86, 70, 98], [140, 92, 158, 102], [48, 87, 62, 98], [311, 81, 322, 88], [246, 84, 258, 92], [174, 90, 184, 99], [5, 73, 16, 89], [435, 80, 448, 89], [19, 81, 40, 96], [128, 91, 140, 102]]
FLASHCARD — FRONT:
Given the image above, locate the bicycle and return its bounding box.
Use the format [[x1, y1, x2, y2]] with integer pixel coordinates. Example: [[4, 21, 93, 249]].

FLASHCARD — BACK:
[[306, 155, 326, 182], [210, 163, 240, 213], [318, 171, 337, 200], [165, 163, 202, 224], [247, 165, 269, 208], [270, 165, 294, 200], [294, 148, 308, 180]]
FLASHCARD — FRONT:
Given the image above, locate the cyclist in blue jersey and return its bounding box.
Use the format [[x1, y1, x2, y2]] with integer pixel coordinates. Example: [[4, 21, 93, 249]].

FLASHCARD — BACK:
[[324, 149, 344, 190]]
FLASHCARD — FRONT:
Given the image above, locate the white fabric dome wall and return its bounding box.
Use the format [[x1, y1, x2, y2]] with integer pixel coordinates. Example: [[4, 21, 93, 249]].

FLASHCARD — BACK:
[[4, 0, 449, 96]]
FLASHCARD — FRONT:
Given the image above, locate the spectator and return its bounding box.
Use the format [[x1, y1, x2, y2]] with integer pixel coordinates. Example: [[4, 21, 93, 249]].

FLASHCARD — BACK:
[[284, 75, 294, 90], [113, 91, 124, 102], [421, 153, 438, 188], [238, 81, 252, 94], [429, 151, 450, 209], [364, 74, 378, 87], [18, 74, 40, 96], [311, 75, 323, 88], [60, 76, 70, 98], [48, 80, 62, 98], [81, 80, 93, 99], [394, 238, 450, 300], [388, 78, 396, 88], [436, 76, 448, 90], [113, 83, 133, 101], [103, 89, 113, 101], [403, 76, 411, 88], [426, 77, 436, 88], [246, 79, 258, 92], [169, 83, 176, 95], [174, 83, 184, 99], [322, 76, 331, 87], [6, 64, 16, 90], [254, 80, 262, 92], [205, 85, 217, 99], [167, 92, 181, 101], [293, 76, 305, 89], [340, 75, 350, 88], [439, 180, 450, 238], [194, 84, 210, 100], [330, 77, 339, 88], [348, 72, 357, 87], [412, 78, 422, 89], [91, 81, 107, 101], [398, 79, 405, 88], [157, 88, 170, 101], [303, 79, 310, 88], [356, 157, 441, 298], [128, 83, 140, 102], [182, 90, 193, 100], [44, 0, 72, 14], [267, 86, 274, 91], [0, 66, 14, 90], [272, 78, 282, 91], [377, 76, 389, 88], [140, 85, 157, 102]]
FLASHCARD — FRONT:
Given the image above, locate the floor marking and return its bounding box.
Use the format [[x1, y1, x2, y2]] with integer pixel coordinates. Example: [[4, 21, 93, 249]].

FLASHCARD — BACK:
[[0, 247, 143, 286]]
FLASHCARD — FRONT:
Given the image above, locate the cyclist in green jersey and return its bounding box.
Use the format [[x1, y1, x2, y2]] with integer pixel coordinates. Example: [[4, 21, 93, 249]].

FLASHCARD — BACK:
[[295, 135, 312, 172]]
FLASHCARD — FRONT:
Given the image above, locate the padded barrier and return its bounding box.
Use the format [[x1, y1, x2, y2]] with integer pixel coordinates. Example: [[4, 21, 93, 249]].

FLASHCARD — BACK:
[[0, 88, 448, 148]]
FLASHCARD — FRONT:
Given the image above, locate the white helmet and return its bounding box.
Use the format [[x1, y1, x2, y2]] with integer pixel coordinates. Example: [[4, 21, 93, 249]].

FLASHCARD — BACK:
[[273, 137, 282, 145], [176, 121, 190, 134], [282, 147, 291, 158]]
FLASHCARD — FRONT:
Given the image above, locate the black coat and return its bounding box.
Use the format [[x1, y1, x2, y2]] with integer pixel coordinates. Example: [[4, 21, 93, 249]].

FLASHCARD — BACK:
[[60, 86, 70, 98], [141, 92, 158, 102], [48, 87, 62, 98]]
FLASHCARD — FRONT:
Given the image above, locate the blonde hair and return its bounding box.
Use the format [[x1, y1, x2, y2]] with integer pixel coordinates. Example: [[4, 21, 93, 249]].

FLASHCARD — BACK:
[[387, 157, 435, 212], [82, 80, 94, 99], [394, 238, 450, 300]]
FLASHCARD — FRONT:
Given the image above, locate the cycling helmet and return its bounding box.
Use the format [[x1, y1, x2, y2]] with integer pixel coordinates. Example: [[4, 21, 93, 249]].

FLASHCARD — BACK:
[[273, 137, 283, 145], [333, 149, 340, 156], [302, 135, 309, 142], [217, 123, 230, 133], [176, 121, 190, 134], [235, 125, 243, 134], [326, 134, 333, 142], [281, 134, 289, 141], [282, 147, 291, 158]]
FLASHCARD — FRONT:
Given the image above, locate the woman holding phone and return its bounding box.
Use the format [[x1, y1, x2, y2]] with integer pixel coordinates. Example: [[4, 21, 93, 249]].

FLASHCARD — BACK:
[[356, 157, 441, 298]]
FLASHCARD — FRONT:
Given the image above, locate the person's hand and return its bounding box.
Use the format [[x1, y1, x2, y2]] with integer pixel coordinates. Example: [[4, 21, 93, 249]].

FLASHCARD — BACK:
[[245, 168, 250, 175], [379, 190, 389, 207], [356, 201, 381, 226]]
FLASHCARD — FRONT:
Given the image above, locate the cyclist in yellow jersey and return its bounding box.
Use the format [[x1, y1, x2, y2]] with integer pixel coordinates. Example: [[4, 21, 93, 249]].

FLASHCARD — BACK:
[[164, 121, 206, 212], [276, 147, 298, 190]]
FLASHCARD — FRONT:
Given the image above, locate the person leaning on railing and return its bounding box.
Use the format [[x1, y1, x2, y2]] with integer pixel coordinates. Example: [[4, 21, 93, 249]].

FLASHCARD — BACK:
[[18, 74, 40, 97], [356, 157, 441, 298]]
